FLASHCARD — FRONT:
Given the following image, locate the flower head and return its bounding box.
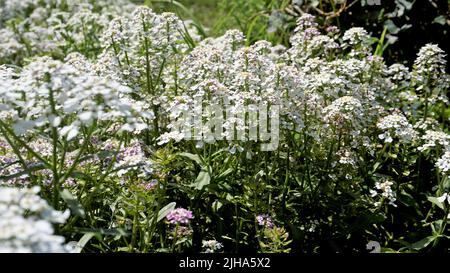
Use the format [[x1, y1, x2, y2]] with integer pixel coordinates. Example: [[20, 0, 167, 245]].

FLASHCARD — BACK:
[[202, 240, 223, 253], [256, 214, 274, 229], [166, 208, 194, 225], [0, 186, 72, 253]]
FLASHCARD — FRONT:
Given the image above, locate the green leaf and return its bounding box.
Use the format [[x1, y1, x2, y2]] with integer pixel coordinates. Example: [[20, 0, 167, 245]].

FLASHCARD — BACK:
[[191, 168, 211, 190], [60, 189, 86, 218], [216, 168, 233, 181], [212, 200, 223, 212], [179, 152, 203, 166], [71, 233, 96, 253], [398, 190, 416, 207], [372, 162, 381, 173], [410, 236, 435, 250], [385, 19, 399, 34], [0, 163, 46, 180], [433, 15, 446, 25], [157, 202, 176, 222], [442, 176, 450, 189], [427, 196, 445, 211], [74, 228, 130, 236], [375, 26, 388, 56]]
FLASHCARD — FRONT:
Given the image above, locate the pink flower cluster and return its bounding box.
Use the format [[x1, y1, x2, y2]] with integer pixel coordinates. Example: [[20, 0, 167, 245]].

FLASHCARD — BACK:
[[166, 208, 194, 225]]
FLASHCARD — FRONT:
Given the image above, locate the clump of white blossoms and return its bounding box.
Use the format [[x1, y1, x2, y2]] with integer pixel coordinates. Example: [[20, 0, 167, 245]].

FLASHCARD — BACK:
[[413, 44, 447, 85], [377, 113, 417, 144], [0, 0, 138, 64], [342, 27, 371, 57], [0, 56, 149, 140], [0, 28, 25, 62], [370, 178, 397, 207], [159, 31, 290, 147], [114, 140, 152, 178], [418, 130, 450, 152], [99, 6, 197, 92], [0, 186, 72, 253], [436, 151, 450, 179], [202, 239, 223, 253], [322, 96, 363, 129]]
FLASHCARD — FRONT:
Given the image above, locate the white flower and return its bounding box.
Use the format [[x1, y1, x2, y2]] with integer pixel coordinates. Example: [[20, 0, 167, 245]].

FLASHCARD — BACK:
[[436, 151, 450, 176], [0, 56, 150, 140], [418, 130, 450, 152], [202, 240, 223, 253], [323, 96, 363, 127], [0, 186, 72, 253], [377, 113, 417, 144], [343, 27, 369, 45], [371, 178, 397, 207]]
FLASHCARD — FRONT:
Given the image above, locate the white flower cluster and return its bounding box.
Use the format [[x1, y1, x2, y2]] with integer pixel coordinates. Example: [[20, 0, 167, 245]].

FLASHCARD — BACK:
[[436, 151, 450, 179], [0, 28, 25, 61], [336, 148, 357, 166], [114, 140, 152, 178], [377, 113, 417, 144], [414, 44, 447, 77], [388, 64, 411, 90], [342, 27, 370, 46], [0, 0, 137, 63], [0, 57, 150, 140], [418, 130, 450, 152], [412, 44, 449, 99], [160, 33, 292, 146], [370, 178, 397, 207], [160, 13, 394, 150], [0, 186, 72, 253], [323, 96, 363, 129], [342, 27, 371, 57], [98, 6, 199, 92], [202, 239, 223, 253]]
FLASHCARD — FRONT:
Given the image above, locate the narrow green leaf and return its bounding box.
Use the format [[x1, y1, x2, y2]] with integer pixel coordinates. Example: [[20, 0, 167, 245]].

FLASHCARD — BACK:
[[179, 152, 203, 166], [60, 189, 86, 218], [71, 233, 95, 253], [157, 202, 176, 222], [216, 168, 233, 180], [410, 236, 435, 250]]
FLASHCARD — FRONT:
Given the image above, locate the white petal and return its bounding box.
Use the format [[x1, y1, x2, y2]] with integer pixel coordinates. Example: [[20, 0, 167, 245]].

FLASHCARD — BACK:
[[67, 127, 79, 141], [49, 115, 61, 127], [78, 111, 93, 122], [12, 120, 35, 135]]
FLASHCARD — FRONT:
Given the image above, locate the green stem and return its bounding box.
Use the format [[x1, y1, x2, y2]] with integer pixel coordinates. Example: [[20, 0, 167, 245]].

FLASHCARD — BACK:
[[0, 119, 52, 169], [130, 194, 140, 253], [0, 123, 38, 184], [432, 205, 449, 249]]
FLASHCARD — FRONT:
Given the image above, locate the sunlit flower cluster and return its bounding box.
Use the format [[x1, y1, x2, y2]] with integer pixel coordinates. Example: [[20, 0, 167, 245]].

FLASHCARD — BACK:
[[0, 186, 72, 253], [202, 240, 223, 253], [370, 178, 397, 207], [377, 113, 417, 144], [0, 56, 149, 140]]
